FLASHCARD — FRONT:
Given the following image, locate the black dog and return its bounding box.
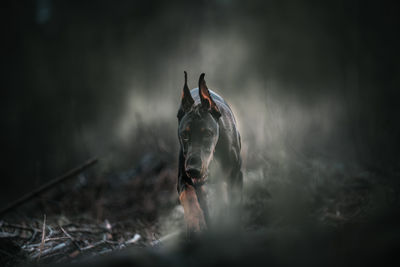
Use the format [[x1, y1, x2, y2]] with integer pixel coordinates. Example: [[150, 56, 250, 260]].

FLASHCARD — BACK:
[[177, 72, 243, 235]]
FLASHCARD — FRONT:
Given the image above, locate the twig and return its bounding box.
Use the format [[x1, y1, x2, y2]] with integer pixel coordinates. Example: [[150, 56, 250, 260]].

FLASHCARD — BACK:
[[32, 242, 68, 259], [150, 230, 181, 246], [60, 226, 81, 251], [0, 231, 19, 238], [44, 237, 69, 241], [28, 228, 38, 243], [0, 157, 98, 217], [66, 227, 107, 234], [38, 214, 46, 261], [80, 240, 106, 251], [125, 233, 141, 244], [46, 225, 55, 238], [1, 222, 39, 232]]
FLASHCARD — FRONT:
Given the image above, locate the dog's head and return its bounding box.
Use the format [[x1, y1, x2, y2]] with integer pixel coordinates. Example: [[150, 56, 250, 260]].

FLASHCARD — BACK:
[[177, 72, 221, 185]]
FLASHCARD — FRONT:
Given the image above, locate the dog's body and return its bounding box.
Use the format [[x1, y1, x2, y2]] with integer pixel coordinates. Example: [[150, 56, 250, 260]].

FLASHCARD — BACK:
[[177, 72, 243, 236]]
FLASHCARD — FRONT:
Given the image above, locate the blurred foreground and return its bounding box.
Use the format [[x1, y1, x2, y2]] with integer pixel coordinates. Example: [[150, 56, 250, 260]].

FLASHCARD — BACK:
[[1, 143, 399, 266]]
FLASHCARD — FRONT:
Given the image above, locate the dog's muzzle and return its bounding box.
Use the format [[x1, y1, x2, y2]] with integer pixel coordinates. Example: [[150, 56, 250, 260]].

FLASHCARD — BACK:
[[186, 168, 201, 179], [185, 168, 207, 187]]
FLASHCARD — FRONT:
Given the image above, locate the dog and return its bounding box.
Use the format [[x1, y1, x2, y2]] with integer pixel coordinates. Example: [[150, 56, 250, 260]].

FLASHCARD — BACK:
[[177, 71, 243, 236]]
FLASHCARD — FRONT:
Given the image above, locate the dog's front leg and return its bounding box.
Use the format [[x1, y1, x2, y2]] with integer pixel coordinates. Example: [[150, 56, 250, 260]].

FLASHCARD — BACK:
[[195, 186, 210, 226], [179, 184, 207, 236]]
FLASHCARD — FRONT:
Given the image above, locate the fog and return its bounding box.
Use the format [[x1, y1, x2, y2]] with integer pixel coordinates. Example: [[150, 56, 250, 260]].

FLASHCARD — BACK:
[[1, 1, 399, 265]]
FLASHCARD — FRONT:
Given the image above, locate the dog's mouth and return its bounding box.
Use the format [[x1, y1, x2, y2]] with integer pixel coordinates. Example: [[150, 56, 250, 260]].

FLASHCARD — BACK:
[[186, 172, 207, 186], [185, 165, 209, 186], [190, 177, 207, 186]]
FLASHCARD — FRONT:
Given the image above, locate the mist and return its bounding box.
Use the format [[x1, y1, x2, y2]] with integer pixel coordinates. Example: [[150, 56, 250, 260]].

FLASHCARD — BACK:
[[1, 0, 400, 265]]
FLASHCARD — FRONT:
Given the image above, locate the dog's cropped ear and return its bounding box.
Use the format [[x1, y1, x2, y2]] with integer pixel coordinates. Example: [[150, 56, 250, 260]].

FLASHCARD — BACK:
[[181, 71, 194, 112], [199, 73, 221, 119]]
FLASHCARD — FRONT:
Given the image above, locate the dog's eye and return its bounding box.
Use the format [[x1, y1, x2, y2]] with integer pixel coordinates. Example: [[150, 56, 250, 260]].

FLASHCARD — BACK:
[[204, 130, 213, 138], [181, 132, 189, 141]]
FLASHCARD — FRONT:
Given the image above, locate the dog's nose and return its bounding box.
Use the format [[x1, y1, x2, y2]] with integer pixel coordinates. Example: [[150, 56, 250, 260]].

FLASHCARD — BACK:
[[186, 168, 201, 179]]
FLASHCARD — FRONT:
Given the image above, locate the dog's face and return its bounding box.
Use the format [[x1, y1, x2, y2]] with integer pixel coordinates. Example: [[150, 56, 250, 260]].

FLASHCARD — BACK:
[[177, 72, 221, 184], [179, 106, 219, 183]]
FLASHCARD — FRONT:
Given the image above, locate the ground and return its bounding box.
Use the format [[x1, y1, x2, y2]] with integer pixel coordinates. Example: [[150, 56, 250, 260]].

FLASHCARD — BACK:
[[1, 149, 399, 266]]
